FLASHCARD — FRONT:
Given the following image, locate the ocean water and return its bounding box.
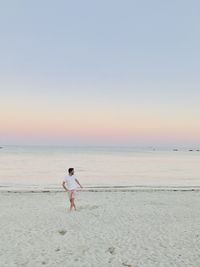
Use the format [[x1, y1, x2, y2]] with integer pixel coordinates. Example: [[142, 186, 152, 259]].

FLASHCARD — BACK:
[[0, 146, 200, 190]]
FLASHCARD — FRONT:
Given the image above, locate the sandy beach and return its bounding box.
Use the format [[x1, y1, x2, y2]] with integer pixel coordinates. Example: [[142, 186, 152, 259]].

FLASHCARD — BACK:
[[1, 190, 200, 267]]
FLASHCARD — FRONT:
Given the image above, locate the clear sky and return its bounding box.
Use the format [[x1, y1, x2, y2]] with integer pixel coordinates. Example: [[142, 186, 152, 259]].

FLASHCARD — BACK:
[[1, 0, 200, 146]]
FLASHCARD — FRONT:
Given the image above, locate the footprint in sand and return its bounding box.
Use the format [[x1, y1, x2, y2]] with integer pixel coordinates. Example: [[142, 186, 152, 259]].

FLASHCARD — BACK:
[[58, 229, 67, 235], [107, 246, 116, 255], [122, 262, 136, 267]]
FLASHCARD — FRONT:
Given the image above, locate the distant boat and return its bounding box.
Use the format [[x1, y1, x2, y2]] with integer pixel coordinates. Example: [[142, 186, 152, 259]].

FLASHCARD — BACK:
[[0, 147, 3, 149], [196, 149, 200, 152], [173, 149, 178, 151], [189, 149, 193, 152]]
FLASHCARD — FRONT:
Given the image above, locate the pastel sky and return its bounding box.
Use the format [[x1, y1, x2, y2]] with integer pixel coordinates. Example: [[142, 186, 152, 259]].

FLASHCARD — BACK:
[[1, 1, 200, 146]]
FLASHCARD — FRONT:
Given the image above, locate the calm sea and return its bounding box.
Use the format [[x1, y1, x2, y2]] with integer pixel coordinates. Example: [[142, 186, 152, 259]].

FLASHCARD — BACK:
[[0, 146, 200, 190]]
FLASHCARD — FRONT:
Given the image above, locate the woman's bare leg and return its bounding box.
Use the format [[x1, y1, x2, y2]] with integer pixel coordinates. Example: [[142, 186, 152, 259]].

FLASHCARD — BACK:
[[70, 199, 73, 211], [71, 198, 76, 210]]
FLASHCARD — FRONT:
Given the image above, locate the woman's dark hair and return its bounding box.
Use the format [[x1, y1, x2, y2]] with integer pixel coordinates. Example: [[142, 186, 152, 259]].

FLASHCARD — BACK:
[[68, 168, 74, 174]]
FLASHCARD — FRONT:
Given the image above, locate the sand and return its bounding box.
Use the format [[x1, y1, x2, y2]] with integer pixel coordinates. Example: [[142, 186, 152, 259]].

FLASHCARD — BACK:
[[0, 190, 200, 267]]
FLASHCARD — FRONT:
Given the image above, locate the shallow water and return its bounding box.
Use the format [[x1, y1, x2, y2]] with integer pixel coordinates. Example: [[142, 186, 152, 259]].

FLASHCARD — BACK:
[[0, 146, 200, 190]]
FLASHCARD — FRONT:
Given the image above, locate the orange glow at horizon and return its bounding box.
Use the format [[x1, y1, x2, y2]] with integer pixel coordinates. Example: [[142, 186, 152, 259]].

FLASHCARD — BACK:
[[1, 113, 200, 142], [1, 93, 200, 144]]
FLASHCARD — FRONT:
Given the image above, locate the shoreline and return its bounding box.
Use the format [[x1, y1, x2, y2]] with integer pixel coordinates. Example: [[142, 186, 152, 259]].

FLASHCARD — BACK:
[[1, 185, 200, 193]]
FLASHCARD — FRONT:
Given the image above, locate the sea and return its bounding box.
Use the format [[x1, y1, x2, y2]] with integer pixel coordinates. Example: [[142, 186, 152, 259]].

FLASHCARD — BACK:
[[0, 146, 200, 191]]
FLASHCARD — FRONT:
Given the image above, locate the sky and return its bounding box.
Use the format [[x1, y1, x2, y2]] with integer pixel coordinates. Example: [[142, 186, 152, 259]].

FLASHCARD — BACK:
[[0, 0, 200, 146]]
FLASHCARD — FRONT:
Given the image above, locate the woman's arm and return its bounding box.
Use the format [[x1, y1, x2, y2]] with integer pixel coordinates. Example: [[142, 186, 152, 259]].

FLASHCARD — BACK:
[[75, 178, 83, 188], [62, 181, 68, 191]]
